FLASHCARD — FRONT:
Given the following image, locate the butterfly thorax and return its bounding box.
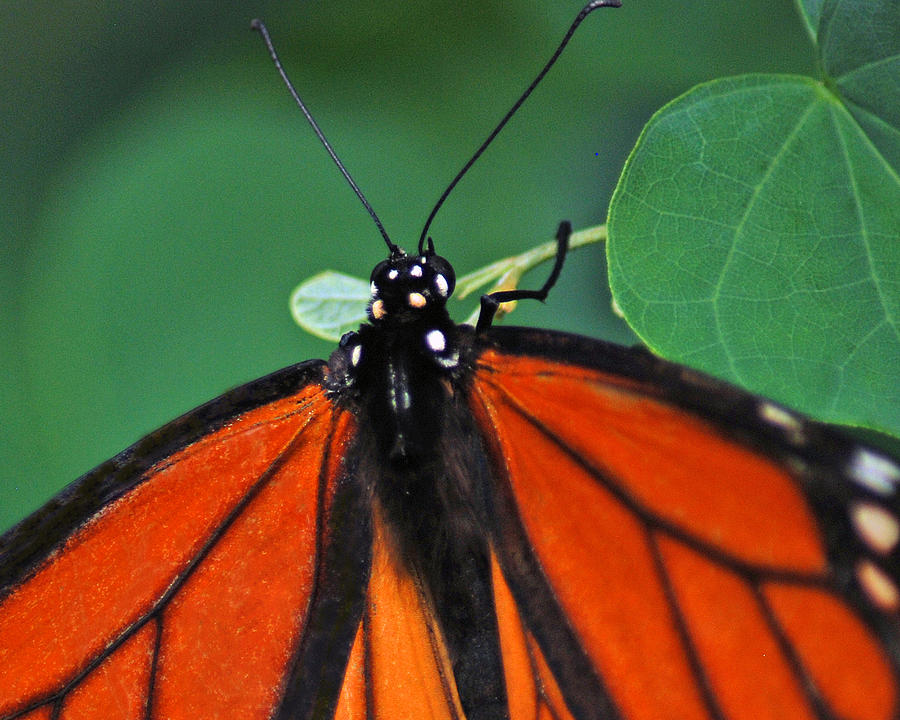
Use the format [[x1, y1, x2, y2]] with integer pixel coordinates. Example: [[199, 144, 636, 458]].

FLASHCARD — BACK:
[[326, 248, 466, 463]]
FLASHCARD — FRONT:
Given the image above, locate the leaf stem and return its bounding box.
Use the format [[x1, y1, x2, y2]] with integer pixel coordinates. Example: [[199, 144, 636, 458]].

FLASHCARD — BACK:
[[455, 223, 607, 299]]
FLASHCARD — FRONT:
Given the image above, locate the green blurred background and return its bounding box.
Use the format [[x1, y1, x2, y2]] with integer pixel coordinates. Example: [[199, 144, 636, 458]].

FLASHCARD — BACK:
[[1, 0, 815, 531]]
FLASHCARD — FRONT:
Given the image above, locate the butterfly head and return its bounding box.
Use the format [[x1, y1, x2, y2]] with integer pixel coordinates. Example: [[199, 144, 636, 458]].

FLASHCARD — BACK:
[[367, 248, 456, 326]]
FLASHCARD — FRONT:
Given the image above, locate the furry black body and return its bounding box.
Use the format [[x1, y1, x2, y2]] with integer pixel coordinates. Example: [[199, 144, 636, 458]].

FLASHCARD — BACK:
[[323, 248, 509, 719]]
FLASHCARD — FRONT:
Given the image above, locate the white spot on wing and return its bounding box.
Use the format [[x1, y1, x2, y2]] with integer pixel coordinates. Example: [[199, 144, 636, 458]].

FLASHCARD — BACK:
[[759, 402, 803, 441], [851, 502, 900, 555], [857, 560, 900, 612], [849, 449, 900, 496]]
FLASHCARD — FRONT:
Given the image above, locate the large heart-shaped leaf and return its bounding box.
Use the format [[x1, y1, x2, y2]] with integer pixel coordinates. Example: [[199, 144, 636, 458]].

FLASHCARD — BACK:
[[607, 0, 900, 436]]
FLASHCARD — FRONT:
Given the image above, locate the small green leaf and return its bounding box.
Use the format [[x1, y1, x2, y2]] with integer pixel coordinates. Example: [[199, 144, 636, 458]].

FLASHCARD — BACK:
[[290, 271, 369, 342], [608, 0, 900, 436]]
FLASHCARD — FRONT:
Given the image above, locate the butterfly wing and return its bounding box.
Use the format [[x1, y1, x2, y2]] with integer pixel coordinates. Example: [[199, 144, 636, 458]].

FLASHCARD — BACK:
[[470, 326, 900, 720], [4, 327, 899, 720], [326, 504, 471, 720], [0, 361, 365, 720], [327, 521, 583, 720], [0, 363, 484, 720]]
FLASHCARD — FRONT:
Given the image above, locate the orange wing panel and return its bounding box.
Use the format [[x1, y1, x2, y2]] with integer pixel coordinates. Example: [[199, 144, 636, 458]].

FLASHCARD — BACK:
[[0, 383, 347, 718], [362, 507, 464, 720], [60, 623, 157, 720], [153, 407, 353, 719], [472, 374, 712, 720], [333, 623, 367, 720], [492, 552, 539, 720], [475, 350, 825, 572], [18, 710, 51, 720], [764, 584, 896, 720], [472, 348, 896, 720], [492, 554, 575, 720], [527, 637, 577, 720], [658, 536, 814, 720]]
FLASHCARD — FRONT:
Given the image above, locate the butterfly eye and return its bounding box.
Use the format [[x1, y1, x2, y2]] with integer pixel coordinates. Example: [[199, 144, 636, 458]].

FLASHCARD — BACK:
[[427, 255, 455, 299], [370, 259, 391, 284], [350, 343, 363, 368], [433, 274, 450, 299]]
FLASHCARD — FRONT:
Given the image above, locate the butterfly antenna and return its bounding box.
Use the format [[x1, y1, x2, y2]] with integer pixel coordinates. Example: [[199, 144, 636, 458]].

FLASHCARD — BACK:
[[251, 19, 400, 256], [417, 0, 621, 255]]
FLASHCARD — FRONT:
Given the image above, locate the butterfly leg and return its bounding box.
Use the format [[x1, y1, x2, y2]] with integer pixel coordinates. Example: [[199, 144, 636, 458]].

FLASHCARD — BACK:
[[475, 220, 571, 333]]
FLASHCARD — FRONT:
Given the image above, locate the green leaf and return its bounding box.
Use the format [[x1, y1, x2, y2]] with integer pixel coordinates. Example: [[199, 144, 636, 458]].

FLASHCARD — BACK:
[[822, 0, 900, 171], [796, 0, 824, 39], [290, 271, 370, 342], [608, 0, 900, 436]]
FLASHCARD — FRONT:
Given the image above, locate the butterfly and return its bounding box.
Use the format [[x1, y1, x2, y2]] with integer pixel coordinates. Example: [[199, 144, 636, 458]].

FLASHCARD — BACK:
[[2, 2, 900, 719]]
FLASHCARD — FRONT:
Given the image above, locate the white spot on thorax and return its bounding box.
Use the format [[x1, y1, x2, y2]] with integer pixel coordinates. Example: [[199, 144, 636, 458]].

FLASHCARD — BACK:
[[425, 329, 446, 353], [410, 265, 423, 278], [435, 350, 460, 369]]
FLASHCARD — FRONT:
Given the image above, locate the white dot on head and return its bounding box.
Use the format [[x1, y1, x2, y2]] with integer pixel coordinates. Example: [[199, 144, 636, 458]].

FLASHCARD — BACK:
[[857, 560, 900, 612], [852, 502, 900, 555], [408, 292, 427, 308], [350, 344, 362, 367], [371, 299, 386, 320], [434, 274, 449, 298], [848, 449, 900, 496], [387, 269, 399, 280], [425, 329, 446, 353], [410, 265, 423, 278]]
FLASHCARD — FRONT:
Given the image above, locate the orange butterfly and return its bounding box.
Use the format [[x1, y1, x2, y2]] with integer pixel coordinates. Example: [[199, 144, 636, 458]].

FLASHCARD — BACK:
[[2, 3, 899, 719]]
